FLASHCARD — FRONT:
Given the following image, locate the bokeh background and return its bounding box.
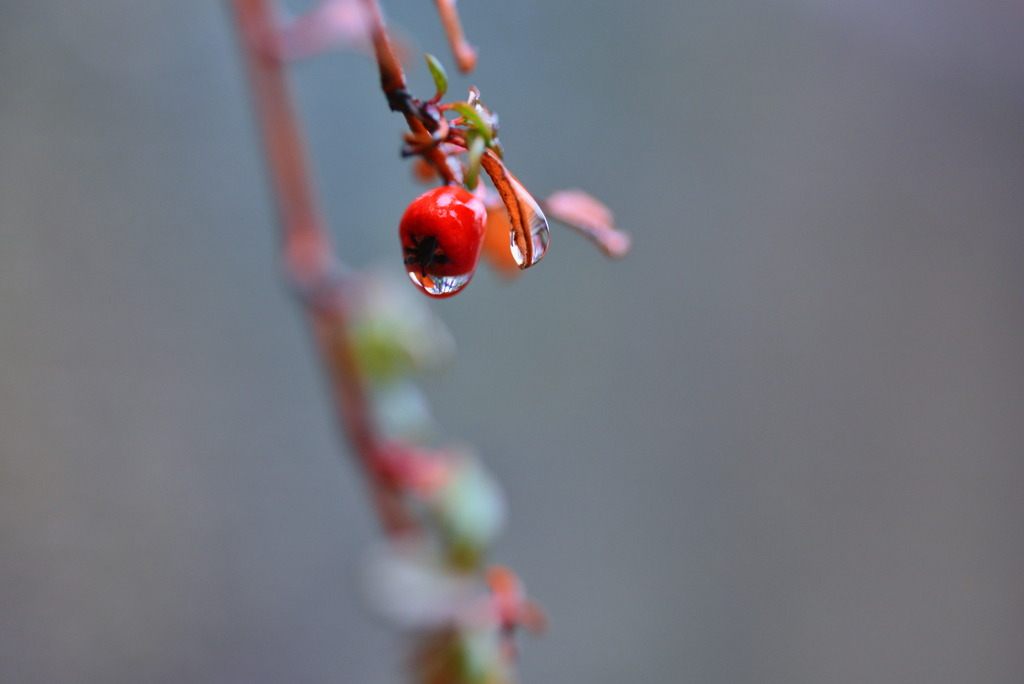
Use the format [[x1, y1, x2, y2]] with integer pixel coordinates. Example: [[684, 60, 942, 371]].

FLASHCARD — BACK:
[[1, 1, 1022, 682]]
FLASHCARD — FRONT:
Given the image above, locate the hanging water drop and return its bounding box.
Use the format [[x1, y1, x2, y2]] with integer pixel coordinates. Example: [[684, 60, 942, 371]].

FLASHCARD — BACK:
[[506, 176, 550, 267], [406, 270, 474, 298], [478, 151, 550, 268]]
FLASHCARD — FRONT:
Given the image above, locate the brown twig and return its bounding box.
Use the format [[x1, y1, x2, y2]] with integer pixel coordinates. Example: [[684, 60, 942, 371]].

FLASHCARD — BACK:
[[231, 0, 414, 535], [359, 0, 459, 184], [434, 0, 477, 73]]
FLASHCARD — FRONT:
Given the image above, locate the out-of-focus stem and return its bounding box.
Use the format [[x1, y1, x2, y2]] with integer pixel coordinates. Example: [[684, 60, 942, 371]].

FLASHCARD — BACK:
[[231, 0, 413, 535], [434, 0, 477, 73]]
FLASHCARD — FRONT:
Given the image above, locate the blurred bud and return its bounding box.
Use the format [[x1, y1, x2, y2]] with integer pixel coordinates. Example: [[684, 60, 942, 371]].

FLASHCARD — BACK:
[[361, 539, 480, 629], [362, 542, 533, 684], [428, 451, 506, 570], [410, 624, 513, 684], [371, 445, 505, 568], [348, 271, 455, 383], [486, 566, 547, 635], [458, 627, 513, 684]]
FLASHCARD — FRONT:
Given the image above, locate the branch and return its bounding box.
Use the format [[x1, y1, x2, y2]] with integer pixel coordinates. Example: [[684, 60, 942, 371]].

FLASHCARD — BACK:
[[434, 0, 477, 73], [231, 6, 549, 681], [231, 0, 414, 535], [359, 0, 459, 184]]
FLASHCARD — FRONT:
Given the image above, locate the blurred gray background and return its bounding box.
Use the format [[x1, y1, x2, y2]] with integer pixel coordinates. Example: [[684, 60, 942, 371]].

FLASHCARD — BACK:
[[1, 1, 1022, 682]]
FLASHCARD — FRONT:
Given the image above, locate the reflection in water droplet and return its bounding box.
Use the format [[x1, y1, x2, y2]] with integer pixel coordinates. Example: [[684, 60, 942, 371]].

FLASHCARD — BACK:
[[509, 209, 549, 266], [406, 270, 473, 298]]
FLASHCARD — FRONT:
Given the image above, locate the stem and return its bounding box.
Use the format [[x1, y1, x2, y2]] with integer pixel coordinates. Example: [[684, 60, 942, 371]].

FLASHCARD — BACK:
[[231, 0, 413, 536], [359, 0, 459, 184], [360, 0, 407, 97], [434, 0, 477, 73]]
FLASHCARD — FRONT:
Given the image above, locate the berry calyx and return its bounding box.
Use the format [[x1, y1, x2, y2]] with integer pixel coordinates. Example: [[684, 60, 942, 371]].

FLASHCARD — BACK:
[[399, 185, 487, 298]]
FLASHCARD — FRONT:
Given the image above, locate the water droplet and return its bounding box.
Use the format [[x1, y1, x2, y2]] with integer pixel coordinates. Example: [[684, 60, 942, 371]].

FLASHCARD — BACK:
[[508, 199, 549, 267], [407, 269, 473, 298], [478, 152, 550, 268]]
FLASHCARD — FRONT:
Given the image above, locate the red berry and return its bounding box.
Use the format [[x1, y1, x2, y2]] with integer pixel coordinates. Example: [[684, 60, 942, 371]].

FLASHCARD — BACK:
[[399, 185, 487, 298]]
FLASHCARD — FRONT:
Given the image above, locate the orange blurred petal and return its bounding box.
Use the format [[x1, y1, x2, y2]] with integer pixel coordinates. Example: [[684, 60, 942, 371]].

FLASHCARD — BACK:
[[411, 157, 438, 183], [480, 203, 521, 279]]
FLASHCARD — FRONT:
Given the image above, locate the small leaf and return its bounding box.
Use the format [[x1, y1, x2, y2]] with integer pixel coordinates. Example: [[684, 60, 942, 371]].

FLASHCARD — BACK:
[[543, 189, 632, 258], [464, 132, 485, 190], [449, 102, 491, 146], [479, 151, 550, 268], [425, 53, 448, 100]]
